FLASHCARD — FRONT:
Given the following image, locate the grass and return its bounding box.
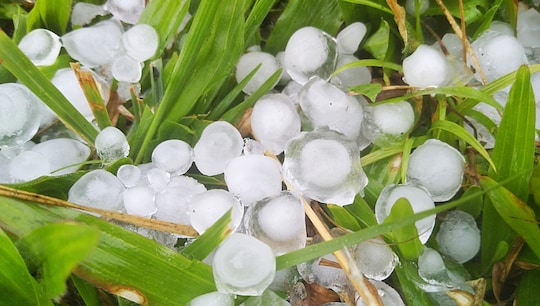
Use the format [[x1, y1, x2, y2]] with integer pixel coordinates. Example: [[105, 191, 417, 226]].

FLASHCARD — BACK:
[[0, 0, 539, 305]]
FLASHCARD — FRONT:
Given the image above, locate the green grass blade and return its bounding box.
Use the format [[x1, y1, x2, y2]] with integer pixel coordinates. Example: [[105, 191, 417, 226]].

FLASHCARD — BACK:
[[517, 271, 540, 306], [383, 198, 424, 260], [71, 275, 100, 306], [0, 31, 98, 144], [181, 210, 233, 261], [327, 204, 362, 231], [26, 0, 72, 34], [245, 0, 278, 44]]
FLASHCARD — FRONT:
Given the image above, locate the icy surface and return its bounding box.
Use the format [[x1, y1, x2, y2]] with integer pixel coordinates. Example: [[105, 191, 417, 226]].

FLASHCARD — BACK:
[[436, 210, 481, 263], [407, 139, 465, 202], [8, 151, 50, 182], [32, 138, 90, 175], [282, 129, 368, 206], [123, 186, 156, 217], [146, 167, 170, 192], [71, 2, 108, 26], [375, 184, 435, 244], [154, 175, 206, 224], [356, 280, 405, 306], [0, 83, 41, 147], [187, 291, 234, 306], [235, 51, 280, 95], [283, 27, 338, 84], [352, 238, 398, 281], [299, 77, 364, 139], [122, 24, 159, 62], [18, 29, 61, 66], [189, 189, 244, 234], [193, 121, 243, 176], [105, 0, 145, 24], [95, 126, 130, 162], [69, 169, 125, 211], [224, 154, 282, 206], [62, 19, 123, 67], [112, 54, 142, 82], [250, 93, 301, 154], [244, 191, 306, 255], [213, 233, 276, 296], [117, 164, 142, 187], [362, 100, 415, 145], [152, 139, 193, 174], [336, 22, 366, 55], [330, 54, 372, 88], [403, 44, 452, 88]]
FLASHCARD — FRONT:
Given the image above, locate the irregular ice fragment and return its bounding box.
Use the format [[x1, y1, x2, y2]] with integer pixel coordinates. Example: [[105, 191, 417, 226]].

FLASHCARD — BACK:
[[71, 2, 108, 26]]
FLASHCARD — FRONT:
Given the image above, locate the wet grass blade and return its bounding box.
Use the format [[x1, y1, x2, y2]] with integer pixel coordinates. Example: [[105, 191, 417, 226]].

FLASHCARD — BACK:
[[26, 0, 72, 34], [383, 198, 424, 260], [245, 0, 278, 44]]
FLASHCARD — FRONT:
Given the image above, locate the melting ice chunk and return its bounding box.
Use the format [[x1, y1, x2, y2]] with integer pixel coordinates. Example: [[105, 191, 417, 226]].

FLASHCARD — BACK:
[[105, 0, 145, 24], [336, 22, 367, 55], [189, 189, 244, 234], [32, 138, 90, 175], [436, 210, 481, 263], [0, 83, 41, 147], [95, 126, 130, 162], [122, 24, 159, 62], [403, 44, 452, 88], [152, 139, 193, 174], [213, 233, 276, 296], [69, 169, 125, 211], [123, 186, 156, 217], [352, 238, 398, 281], [18, 29, 61, 66], [235, 51, 281, 95]]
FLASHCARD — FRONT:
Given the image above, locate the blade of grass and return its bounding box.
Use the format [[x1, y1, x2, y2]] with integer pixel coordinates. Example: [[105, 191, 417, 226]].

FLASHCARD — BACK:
[[384, 198, 424, 260], [26, 0, 72, 34], [245, 0, 278, 44], [181, 210, 233, 261]]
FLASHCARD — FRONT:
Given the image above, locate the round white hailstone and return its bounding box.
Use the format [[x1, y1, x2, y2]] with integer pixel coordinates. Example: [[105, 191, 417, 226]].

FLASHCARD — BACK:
[[224, 154, 282, 206], [282, 129, 368, 206], [193, 121, 243, 176], [31, 138, 91, 175], [187, 291, 234, 306], [105, 0, 145, 24], [18, 29, 61, 66], [375, 184, 435, 244], [112, 54, 142, 83], [61, 19, 123, 67], [406, 139, 465, 202], [152, 139, 193, 174], [146, 167, 170, 192], [8, 151, 50, 182], [95, 126, 130, 162], [362, 101, 415, 144], [356, 280, 405, 306], [122, 24, 159, 62], [418, 247, 447, 280], [123, 186, 156, 217], [403, 44, 452, 88], [299, 77, 364, 139], [336, 22, 367, 55], [0, 83, 41, 147], [283, 26, 338, 84], [68, 169, 125, 211], [189, 189, 244, 234], [517, 8, 540, 48], [244, 191, 306, 255], [154, 175, 206, 225], [117, 164, 142, 187], [436, 210, 481, 263], [71, 2, 108, 26], [330, 54, 372, 88], [405, 0, 430, 15], [213, 233, 276, 296], [250, 93, 301, 155], [352, 238, 398, 281], [471, 31, 528, 82], [235, 51, 280, 95]]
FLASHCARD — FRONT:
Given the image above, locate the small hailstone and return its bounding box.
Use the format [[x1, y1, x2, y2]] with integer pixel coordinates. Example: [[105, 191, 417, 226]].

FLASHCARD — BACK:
[[151, 139, 193, 174], [235, 51, 281, 95], [189, 189, 244, 234], [111, 54, 142, 83], [362, 101, 415, 145], [436, 210, 481, 263], [31, 138, 91, 175], [330, 54, 372, 88], [18, 29, 62, 66], [123, 186, 156, 217], [95, 126, 130, 162], [352, 238, 399, 281], [403, 44, 452, 88], [117, 164, 142, 187], [336, 22, 367, 55], [122, 24, 159, 62]]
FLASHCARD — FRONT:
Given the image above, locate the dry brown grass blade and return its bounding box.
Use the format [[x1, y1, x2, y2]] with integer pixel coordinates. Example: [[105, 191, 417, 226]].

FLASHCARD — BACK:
[[0, 184, 199, 237], [492, 236, 524, 303], [386, 0, 408, 48]]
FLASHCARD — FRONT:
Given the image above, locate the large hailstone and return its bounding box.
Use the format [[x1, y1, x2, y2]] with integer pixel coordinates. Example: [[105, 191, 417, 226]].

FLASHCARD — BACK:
[[0, 83, 41, 147], [235, 51, 281, 95], [402, 44, 452, 88], [406, 139, 465, 202]]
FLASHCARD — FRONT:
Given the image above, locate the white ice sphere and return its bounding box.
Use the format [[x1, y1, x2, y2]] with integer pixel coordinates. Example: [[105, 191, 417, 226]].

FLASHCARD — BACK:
[[187, 291, 234, 306], [0, 83, 41, 147], [123, 186, 156, 217], [105, 0, 145, 24], [407, 139, 465, 202], [517, 8, 540, 48], [193, 121, 243, 176], [224, 154, 282, 206], [112, 54, 142, 83], [375, 184, 435, 244], [352, 238, 398, 281], [95, 127, 130, 162], [403, 44, 451, 88], [405, 0, 430, 15], [62, 19, 123, 67], [8, 151, 50, 182], [362, 101, 415, 144], [299, 77, 364, 139], [330, 54, 372, 88], [145, 167, 170, 192], [18, 29, 61, 66], [235, 51, 280, 95], [189, 189, 244, 234], [213, 233, 276, 296], [32, 138, 90, 175], [250, 94, 301, 154], [356, 280, 405, 306], [71, 2, 108, 26], [471, 31, 528, 82], [418, 248, 448, 283], [122, 24, 159, 62], [117, 164, 141, 187], [244, 191, 306, 255], [336, 22, 367, 55], [151, 139, 193, 174], [68, 169, 125, 211], [283, 26, 338, 84], [436, 210, 481, 263], [154, 175, 206, 224]]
